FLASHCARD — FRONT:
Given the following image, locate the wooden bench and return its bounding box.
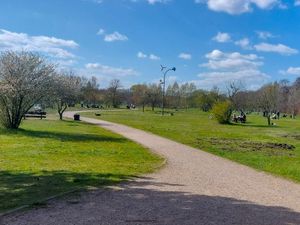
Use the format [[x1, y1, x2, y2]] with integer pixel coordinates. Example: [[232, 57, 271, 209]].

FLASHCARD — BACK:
[[24, 111, 47, 119]]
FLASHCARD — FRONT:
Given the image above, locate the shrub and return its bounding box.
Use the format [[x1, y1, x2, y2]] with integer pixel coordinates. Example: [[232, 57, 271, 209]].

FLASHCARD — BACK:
[[211, 100, 233, 124]]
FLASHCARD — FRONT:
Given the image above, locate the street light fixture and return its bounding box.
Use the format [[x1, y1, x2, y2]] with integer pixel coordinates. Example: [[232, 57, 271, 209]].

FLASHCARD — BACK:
[[160, 65, 176, 116]]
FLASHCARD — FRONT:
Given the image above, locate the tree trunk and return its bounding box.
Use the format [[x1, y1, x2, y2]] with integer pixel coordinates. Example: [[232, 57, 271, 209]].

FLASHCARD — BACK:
[[57, 101, 68, 120], [292, 110, 296, 119], [267, 115, 271, 126]]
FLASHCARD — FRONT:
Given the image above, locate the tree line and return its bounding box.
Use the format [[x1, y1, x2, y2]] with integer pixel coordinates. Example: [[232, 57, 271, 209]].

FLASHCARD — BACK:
[[0, 51, 299, 129]]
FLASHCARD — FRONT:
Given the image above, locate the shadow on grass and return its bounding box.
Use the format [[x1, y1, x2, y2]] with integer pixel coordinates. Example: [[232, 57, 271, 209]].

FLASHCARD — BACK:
[[0, 170, 133, 213], [1, 128, 126, 143], [229, 122, 280, 128], [1, 173, 300, 225]]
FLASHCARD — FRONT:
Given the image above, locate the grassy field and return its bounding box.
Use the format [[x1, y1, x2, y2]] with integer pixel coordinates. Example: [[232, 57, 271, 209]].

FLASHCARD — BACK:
[[82, 109, 300, 183], [0, 117, 162, 213]]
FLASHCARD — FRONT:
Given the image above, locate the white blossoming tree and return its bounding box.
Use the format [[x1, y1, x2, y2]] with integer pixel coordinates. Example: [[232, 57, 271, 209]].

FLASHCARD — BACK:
[[0, 51, 55, 129]]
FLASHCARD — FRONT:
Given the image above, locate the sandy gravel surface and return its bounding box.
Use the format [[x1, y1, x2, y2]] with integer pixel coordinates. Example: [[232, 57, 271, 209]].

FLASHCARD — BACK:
[[1, 112, 300, 225]]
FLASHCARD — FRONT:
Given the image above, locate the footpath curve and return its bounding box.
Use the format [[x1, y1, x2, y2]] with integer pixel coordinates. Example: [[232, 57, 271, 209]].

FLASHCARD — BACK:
[[2, 112, 300, 225]]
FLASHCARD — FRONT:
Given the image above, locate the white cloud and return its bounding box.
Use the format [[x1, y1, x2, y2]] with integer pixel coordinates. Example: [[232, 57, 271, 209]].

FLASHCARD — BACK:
[[0, 29, 78, 59], [178, 53, 192, 60], [196, 0, 280, 15], [278, 2, 288, 8], [97, 29, 128, 42], [254, 42, 298, 55], [137, 51, 147, 58], [196, 69, 269, 89], [85, 63, 138, 77], [212, 32, 231, 43], [104, 32, 128, 42], [202, 49, 262, 70], [235, 38, 252, 49], [149, 54, 160, 60], [130, 0, 171, 4], [81, 0, 103, 4], [252, 0, 279, 8], [97, 29, 105, 35], [137, 52, 160, 60], [197, 49, 268, 89], [147, 0, 170, 4], [205, 49, 223, 59], [256, 31, 275, 39], [93, 0, 171, 4], [279, 67, 300, 76], [295, 0, 300, 6], [56, 59, 77, 67]]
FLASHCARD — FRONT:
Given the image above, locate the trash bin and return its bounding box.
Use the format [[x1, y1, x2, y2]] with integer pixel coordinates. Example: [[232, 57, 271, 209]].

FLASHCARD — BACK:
[[74, 114, 80, 121]]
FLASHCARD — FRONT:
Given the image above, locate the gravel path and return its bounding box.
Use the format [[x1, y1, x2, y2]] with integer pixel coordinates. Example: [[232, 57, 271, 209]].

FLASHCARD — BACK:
[[2, 112, 300, 225]]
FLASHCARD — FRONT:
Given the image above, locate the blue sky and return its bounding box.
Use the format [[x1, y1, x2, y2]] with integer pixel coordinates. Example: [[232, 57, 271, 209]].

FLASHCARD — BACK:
[[0, 0, 300, 89]]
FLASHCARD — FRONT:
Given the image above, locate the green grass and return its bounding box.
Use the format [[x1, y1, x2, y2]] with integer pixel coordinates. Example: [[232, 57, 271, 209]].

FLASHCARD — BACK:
[[0, 117, 162, 213], [82, 109, 300, 183]]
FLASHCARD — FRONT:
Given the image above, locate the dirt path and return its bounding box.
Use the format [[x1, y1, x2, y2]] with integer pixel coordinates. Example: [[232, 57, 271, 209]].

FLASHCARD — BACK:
[[2, 112, 300, 225]]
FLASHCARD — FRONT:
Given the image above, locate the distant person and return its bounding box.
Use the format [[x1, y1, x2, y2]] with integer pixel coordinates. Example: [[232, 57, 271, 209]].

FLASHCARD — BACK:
[[233, 113, 238, 123], [242, 114, 246, 123]]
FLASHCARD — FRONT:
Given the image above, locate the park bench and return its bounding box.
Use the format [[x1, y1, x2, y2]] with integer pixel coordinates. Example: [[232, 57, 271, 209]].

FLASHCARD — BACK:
[[24, 110, 47, 119]]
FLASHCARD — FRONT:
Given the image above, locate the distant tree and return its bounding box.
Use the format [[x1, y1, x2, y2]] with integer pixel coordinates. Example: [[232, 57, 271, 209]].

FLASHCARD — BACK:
[[234, 90, 256, 112], [226, 80, 244, 110], [180, 82, 196, 110], [106, 79, 122, 108], [131, 84, 148, 112], [0, 51, 55, 129], [275, 79, 290, 113], [190, 90, 208, 111], [165, 82, 180, 109], [258, 83, 279, 125], [293, 77, 300, 89], [146, 83, 161, 111], [53, 71, 81, 120], [81, 76, 101, 106], [192, 87, 225, 112], [120, 88, 132, 107], [288, 80, 300, 118]]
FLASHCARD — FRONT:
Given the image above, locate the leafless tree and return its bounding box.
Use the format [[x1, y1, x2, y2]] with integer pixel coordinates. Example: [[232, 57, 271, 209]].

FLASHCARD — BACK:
[[166, 82, 180, 109], [53, 71, 81, 120], [131, 84, 148, 112], [106, 79, 122, 108], [258, 83, 279, 125], [81, 76, 101, 106], [146, 83, 161, 111], [226, 80, 244, 110], [277, 79, 290, 113], [234, 90, 257, 112], [180, 82, 196, 110], [0, 51, 55, 129], [288, 84, 300, 119]]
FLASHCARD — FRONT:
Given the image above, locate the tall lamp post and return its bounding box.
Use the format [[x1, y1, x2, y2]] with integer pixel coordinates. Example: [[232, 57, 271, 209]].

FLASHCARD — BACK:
[[160, 65, 176, 116]]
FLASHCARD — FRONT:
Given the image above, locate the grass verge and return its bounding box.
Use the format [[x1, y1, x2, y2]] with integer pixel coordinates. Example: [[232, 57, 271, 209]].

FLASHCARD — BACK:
[[82, 109, 300, 183], [0, 118, 162, 213]]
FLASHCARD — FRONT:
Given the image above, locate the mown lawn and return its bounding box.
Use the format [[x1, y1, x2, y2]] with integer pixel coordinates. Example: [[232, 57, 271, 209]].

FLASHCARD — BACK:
[[82, 109, 300, 183], [0, 118, 162, 213]]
